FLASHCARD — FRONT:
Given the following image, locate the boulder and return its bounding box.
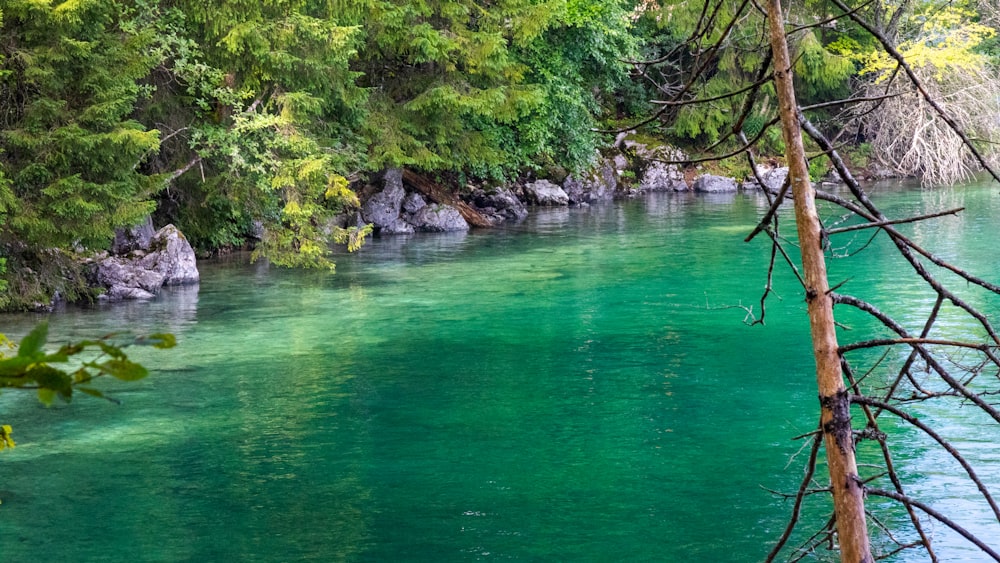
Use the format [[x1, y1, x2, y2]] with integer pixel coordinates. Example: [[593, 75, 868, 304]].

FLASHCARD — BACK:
[[622, 139, 688, 193], [524, 180, 570, 206], [640, 161, 688, 192], [693, 174, 738, 193], [141, 225, 200, 285], [472, 187, 528, 221], [361, 168, 406, 230], [747, 166, 789, 191], [96, 224, 199, 301], [401, 192, 427, 215], [563, 159, 616, 204], [382, 218, 416, 235], [410, 204, 470, 232], [111, 215, 156, 255], [97, 257, 166, 295]]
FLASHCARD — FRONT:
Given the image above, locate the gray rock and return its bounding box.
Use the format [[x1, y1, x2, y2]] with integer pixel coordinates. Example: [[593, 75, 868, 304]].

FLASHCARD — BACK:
[[361, 168, 406, 229], [97, 257, 166, 294], [382, 218, 416, 235], [410, 204, 470, 232], [564, 159, 616, 204], [95, 224, 199, 301], [693, 175, 739, 193], [755, 167, 789, 191], [111, 215, 155, 255], [104, 285, 157, 301], [472, 187, 528, 221], [402, 192, 427, 215], [640, 161, 688, 192], [142, 225, 200, 285], [622, 140, 688, 193], [524, 180, 570, 206]]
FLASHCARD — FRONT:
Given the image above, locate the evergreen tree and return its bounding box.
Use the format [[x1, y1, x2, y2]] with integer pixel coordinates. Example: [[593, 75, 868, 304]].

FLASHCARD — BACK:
[[0, 0, 161, 308]]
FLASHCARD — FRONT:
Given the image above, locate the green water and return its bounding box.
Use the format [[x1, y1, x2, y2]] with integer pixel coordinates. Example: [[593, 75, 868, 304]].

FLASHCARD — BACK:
[[2, 184, 999, 561]]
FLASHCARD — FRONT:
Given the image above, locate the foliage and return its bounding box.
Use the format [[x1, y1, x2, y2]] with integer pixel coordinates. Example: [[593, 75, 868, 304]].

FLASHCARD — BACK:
[[0, 322, 175, 451], [854, 5, 1000, 184], [0, 0, 163, 305], [0, 0, 161, 250]]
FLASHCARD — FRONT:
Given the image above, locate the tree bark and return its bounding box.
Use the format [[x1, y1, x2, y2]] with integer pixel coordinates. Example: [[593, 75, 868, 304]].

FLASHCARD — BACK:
[[765, 2, 873, 561], [401, 169, 495, 228]]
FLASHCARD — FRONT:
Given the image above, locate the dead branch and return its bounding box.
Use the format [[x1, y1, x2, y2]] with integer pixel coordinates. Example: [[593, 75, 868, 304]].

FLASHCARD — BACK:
[[865, 488, 1000, 560]]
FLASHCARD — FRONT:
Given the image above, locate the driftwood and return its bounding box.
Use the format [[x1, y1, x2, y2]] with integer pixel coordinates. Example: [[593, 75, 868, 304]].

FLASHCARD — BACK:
[[401, 169, 494, 228]]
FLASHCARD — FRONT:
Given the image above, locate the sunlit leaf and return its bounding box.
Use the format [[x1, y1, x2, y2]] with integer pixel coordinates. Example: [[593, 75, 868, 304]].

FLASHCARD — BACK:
[[37, 388, 55, 406], [0, 425, 14, 450]]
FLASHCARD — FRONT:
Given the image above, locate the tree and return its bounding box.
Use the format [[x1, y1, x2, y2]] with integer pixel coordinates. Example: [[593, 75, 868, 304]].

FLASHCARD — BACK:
[[851, 4, 1000, 184], [0, 322, 175, 452], [627, 0, 1000, 560], [0, 0, 162, 308]]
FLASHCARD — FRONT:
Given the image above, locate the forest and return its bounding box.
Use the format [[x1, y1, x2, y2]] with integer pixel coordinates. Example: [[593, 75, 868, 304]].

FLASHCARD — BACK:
[[1, 0, 998, 311], [4, 2, 1000, 561]]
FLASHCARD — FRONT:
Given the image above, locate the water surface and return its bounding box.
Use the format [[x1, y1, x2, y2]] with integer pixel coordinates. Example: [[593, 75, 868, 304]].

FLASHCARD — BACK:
[[2, 183, 999, 561]]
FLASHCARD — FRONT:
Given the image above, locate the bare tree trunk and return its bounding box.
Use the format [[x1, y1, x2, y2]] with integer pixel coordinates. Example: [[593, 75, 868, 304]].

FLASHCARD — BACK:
[[765, 2, 872, 561]]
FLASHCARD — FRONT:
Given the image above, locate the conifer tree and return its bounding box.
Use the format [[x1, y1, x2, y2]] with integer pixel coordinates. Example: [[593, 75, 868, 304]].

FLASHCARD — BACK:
[[0, 0, 161, 307]]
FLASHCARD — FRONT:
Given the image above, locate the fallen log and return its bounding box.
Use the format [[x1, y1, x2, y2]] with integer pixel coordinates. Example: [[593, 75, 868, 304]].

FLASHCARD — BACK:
[[401, 169, 494, 228]]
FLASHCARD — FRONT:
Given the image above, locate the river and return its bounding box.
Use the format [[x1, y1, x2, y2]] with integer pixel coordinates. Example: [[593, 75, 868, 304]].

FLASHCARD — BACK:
[[1, 181, 998, 561]]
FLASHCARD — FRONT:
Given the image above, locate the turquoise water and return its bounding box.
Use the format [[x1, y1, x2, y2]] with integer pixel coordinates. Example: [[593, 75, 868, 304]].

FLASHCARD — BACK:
[[1, 184, 999, 561]]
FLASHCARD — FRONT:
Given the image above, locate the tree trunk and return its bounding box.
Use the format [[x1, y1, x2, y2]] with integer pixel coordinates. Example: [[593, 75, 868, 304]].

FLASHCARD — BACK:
[[765, 2, 873, 561], [401, 169, 495, 228]]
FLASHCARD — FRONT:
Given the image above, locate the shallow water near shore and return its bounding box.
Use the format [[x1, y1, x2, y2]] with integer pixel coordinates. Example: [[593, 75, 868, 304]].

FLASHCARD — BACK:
[[2, 183, 999, 561]]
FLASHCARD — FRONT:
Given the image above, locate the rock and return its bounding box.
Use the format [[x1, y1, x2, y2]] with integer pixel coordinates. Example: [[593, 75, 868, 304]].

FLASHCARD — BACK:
[[97, 257, 166, 294], [402, 192, 427, 215], [747, 166, 789, 191], [382, 218, 416, 235], [622, 138, 689, 193], [361, 168, 406, 230], [111, 216, 155, 255], [104, 285, 157, 301], [95, 224, 199, 301], [142, 225, 200, 285], [564, 159, 616, 204], [693, 174, 738, 193], [640, 161, 688, 192], [410, 204, 470, 232], [472, 187, 528, 221], [524, 179, 570, 206]]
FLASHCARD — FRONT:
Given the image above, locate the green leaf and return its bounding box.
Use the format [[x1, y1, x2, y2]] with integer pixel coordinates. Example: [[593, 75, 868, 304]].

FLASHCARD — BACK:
[[37, 388, 55, 406], [29, 365, 73, 401], [137, 333, 176, 349], [96, 342, 128, 359], [0, 356, 35, 377], [99, 359, 149, 381], [17, 322, 48, 359], [76, 387, 105, 399]]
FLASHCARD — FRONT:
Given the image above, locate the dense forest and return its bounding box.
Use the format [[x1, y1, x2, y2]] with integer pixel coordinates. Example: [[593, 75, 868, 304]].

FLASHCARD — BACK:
[[1, 0, 999, 311]]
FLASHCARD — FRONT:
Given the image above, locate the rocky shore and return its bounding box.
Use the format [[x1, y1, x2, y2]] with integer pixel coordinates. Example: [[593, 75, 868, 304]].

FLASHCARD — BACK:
[[351, 135, 796, 237], [91, 135, 842, 304]]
